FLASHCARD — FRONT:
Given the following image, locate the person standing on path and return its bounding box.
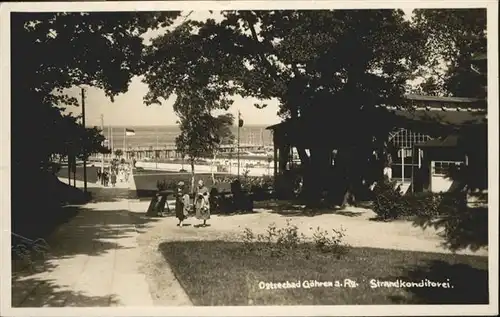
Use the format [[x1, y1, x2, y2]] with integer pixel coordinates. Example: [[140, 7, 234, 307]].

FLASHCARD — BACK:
[[194, 179, 210, 227], [96, 169, 101, 184], [111, 171, 117, 187], [175, 181, 190, 227], [103, 170, 109, 187]]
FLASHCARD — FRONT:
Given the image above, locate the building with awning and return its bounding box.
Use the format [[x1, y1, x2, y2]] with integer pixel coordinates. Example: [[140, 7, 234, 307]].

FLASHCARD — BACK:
[[266, 93, 486, 194]]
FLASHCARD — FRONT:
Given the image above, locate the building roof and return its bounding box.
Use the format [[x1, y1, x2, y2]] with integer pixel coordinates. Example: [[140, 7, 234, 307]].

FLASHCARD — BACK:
[[267, 93, 486, 132], [267, 108, 486, 132], [403, 94, 482, 103], [416, 135, 459, 148], [390, 108, 486, 126]]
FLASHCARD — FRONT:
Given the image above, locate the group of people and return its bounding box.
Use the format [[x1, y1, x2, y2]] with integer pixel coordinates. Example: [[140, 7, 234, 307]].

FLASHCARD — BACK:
[[175, 179, 211, 227], [96, 164, 131, 187], [96, 169, 113, 187]]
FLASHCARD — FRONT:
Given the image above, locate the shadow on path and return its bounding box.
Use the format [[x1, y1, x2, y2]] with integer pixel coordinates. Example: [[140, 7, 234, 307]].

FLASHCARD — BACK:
[[11, 277, 121, 307], [411, 205, 488, 253], [11, 203, 159, 307], [87, 187, 136, 203], [253, 200, 367, 217]]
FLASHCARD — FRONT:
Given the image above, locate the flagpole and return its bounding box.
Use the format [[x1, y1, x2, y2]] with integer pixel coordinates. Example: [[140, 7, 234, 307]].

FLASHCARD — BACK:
[[155, 128, 158, 170], [123, 128, 126, 160], [237, 110, 241, 178], [111, 126, 113, 154], [100, 114, 104, 184], [81, 87, 87, 194]]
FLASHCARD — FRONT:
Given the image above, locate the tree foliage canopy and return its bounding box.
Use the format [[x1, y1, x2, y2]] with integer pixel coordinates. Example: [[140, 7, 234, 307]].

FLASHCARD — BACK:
[[143, 9, 426, 203], [175, 112, 235, 162], [11, 11, 180, 171], [144, 10, 424, 119], [412, 9, 487, 98]]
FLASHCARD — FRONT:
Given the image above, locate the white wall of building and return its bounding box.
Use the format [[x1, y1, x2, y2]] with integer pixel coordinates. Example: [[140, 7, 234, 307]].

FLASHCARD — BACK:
[[136, 161, 272, 177]]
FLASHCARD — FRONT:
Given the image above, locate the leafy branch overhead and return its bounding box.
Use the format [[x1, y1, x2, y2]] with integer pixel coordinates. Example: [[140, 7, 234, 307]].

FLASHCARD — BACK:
[[12, 11, 181, 170], [412, 9, 487, 97], [142, 9, 486, 206], [142, 9, 425, 132]]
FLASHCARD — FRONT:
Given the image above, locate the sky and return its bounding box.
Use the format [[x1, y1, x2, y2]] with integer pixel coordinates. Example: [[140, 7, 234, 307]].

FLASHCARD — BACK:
[[65, 9, 414, 127]]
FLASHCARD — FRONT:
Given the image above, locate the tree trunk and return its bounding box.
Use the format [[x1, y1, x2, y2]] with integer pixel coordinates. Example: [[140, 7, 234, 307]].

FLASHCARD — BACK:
[[336, 147, 369, 208], [190, 158, 195, 194], [211, 151, 217, 184], [72, 153, 76, 187], [67, 156, 71, 185], [340, 187, 356, 209], [278, 144, 291, 173], [301, 146, 331, 208]]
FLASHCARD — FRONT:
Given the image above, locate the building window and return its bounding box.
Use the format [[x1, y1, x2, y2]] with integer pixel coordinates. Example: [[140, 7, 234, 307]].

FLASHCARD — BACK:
[[432, 161, 464, 176], [389, 128, 432, 149]]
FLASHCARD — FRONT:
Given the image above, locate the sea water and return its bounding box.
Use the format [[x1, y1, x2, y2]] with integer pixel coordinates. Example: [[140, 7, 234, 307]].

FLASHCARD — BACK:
[[99, 125, 273, 149]]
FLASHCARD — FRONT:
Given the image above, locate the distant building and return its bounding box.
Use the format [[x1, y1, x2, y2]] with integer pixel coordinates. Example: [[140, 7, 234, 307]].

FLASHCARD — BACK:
[[267, 94, 486, 194]]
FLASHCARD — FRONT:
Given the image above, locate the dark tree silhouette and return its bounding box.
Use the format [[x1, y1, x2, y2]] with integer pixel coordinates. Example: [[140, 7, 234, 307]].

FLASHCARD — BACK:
[[12, 11, 180, 173], [412, 9, 487, 99], [11, 11, 180, 235], [142, 10, 426, 206]]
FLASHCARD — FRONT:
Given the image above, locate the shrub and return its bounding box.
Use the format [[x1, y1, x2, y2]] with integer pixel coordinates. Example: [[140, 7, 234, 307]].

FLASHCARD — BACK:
[[372, 180, 405, 220], [311, 226, 349, 257], [405, 192, 443, 218], [157, 179, 178, 191], [240, 220, 348, 258], [372, 180, 466, 220], [242, 227, 257, 251], [274, 219, 303, 250]]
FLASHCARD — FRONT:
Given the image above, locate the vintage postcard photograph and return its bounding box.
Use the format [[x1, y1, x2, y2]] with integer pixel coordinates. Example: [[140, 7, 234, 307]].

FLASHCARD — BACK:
[[1, 1, 498, 316]]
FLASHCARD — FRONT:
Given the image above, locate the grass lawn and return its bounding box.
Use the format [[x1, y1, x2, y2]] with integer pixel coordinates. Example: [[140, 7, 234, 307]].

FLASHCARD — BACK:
[[159, 241, 488, 305], [134, 169, 184, 175], [58, 166, 99, 183]]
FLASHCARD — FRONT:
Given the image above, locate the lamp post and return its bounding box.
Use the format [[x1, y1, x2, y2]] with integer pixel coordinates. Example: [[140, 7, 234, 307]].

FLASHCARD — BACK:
[[237, 111, 244, 178], [81, 87, 88, 193], [101, 114, 105, 185]]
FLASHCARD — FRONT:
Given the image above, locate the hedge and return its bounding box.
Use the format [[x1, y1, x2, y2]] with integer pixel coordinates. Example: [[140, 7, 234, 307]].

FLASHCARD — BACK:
[[372, 180, 465, 220]]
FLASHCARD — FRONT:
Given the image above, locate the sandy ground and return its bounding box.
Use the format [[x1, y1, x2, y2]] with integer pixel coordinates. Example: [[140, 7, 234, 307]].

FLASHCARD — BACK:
[[128, 199, 487, 306], [129, 200, 487, 256]]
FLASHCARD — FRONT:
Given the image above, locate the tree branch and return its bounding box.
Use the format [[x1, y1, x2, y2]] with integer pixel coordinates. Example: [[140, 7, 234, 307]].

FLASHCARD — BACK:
[[244, 17, 283, 85]]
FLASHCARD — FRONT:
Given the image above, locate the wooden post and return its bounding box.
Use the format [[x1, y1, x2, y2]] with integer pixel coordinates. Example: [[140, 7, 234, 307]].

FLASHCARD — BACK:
[[73, 155, 76, 188], [101, 114, 105, 184], [273, 132, 278, 179], [68, 156, 71, 185], [418, 148, 422, 168], [237, 111, 241, 178], [81, 87, 87, 193], [401, 147, 405, 185], [411, 147, 414, 193]]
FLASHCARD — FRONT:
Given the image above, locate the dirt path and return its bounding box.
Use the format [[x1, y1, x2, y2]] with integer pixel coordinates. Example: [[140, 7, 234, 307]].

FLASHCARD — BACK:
[[129, 200, 487, 256]]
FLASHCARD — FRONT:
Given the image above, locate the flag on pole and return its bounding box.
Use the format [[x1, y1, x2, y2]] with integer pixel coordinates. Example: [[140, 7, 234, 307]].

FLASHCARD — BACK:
[[238, 111, 244, 128], [125, 128, 136, 136]]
